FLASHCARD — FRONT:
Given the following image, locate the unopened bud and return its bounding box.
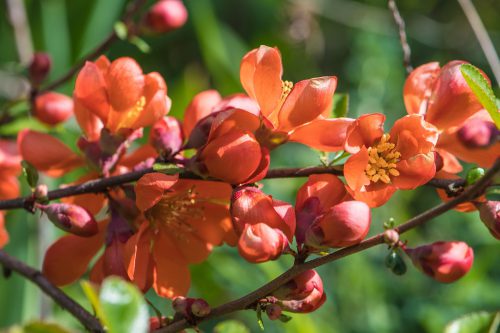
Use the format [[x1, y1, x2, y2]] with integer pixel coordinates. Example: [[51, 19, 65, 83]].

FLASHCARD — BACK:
[[145, 0, 188, 34], [465, 167, 485, 186], [38, 203, 98, 237], [172, 296, 190, 315], [478, 201, 500, 239], [191, 299, 210, 317], [266, 304, 282, 320], [150, 116, 183, 158], [29, 52, 51, 85], [457, 118, 499, 148], [383, 229, 399, 246], [34, 92, 73, 126], [434, 151, 444, 172], [34, 184, 48, 202]]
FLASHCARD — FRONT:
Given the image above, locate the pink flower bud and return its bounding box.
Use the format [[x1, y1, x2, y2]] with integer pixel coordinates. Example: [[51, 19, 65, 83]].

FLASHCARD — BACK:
[[383, 229, 400, 246], [309, 201, 371, 248], [457, 118, 499, 148], [149, 116, 183, 157], [191, 299, 210, 317], [29, 52, 51, 85], [478, 201, 500, 239], [266, 304, 282, 320], [238, 223, 288, 263], [406, 241, 474, 283], [34, 184, 48, 201], [145, 0, 188, 34], [34, 92, 73, 126], [272, 270, 326, 313], [38, 203, 98, 237]]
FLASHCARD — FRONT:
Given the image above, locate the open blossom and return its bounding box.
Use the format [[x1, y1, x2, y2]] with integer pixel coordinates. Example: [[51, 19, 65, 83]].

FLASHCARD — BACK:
[[295, 174, 371, 249], [406, 241, 474, 283], [231, 187, 295, 263], [125, 173, 236, 297], [272, 270, 326, 313], [404, 61, 499, 173], [343, 113, 438, 207]]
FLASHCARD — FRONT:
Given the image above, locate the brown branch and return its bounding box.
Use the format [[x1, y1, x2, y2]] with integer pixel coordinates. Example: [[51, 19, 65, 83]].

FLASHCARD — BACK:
[[0, 165, 463, 211], [158, 157, 500, 333], [0, 250, 104, 332], [38, 0, 148, 93], [388, 0, 412, 74]]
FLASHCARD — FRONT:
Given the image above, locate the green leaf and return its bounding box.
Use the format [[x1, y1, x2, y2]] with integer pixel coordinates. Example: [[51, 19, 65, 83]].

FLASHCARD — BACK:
[[98, 277, 149, 333], [213, 320, 250, 333], [21, 160, 39, 188], [0, 117, 48, 136], [279, 314, 293, 323], [22, 321, 72, 333], [332, 93, 349, 118], [445, 311, 500, 333], [460, 64, 500, 129], [129, 36, 151, 54], [113, 21, 128, 40], [256, 304, 265, 331], [152, 163, 182, 174]]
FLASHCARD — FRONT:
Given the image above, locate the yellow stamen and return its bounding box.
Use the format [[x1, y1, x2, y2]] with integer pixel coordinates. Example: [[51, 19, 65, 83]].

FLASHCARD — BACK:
[[364, 133, 401, 184], [281, 80, 293, 101]]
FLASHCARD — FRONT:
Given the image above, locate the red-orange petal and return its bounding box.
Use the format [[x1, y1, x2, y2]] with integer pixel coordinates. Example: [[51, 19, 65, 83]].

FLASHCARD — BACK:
[[171, 228, 212, 264], [74, 61, 110, 122], [289, 118, 354, 152], [344, 147, 371, 191], [183, 90, 222, 138], [124, 222, 154, 292], [348, 185, 397, 208], [296, 174, 348, 213], [106, 57, 145, 112], [135, 173, 179, 211], [0, 172, 20, 200], [278, 77, 337, 131], [344, 113, 385, 154], [133, 72, 169, 129], [403, 62, 440, 115], [391, 115, 438, 157], [240, 45, 283, 118], [18, 130, 83, 177], [393, 153, 436, 190], [152, 232, 190, 298], [60, 173, 106, 215], [0, 213, 8, 249], [73, 98, 103, 141]]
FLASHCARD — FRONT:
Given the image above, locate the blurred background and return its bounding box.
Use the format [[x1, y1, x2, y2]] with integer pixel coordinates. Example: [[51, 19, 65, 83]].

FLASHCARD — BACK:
[[0, 0, 499, 332]]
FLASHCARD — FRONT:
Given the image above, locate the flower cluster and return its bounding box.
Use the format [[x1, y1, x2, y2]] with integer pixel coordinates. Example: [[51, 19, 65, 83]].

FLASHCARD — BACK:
[[0, 40, 497, 325]]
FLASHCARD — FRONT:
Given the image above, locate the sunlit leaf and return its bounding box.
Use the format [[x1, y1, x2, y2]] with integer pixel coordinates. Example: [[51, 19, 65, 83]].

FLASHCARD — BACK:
[[445, 311, 500, 333], [213, 320, 250, 333], [332, 93, 349, 118]]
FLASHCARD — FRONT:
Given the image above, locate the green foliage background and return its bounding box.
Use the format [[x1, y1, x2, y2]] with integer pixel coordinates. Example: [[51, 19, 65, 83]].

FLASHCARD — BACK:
[[0, 0, 499, 332]]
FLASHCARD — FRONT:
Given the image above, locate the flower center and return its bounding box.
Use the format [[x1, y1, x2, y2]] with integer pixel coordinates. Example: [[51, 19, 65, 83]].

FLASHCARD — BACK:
[[145, 188, 201, 233], [365, 134, 401, 184], [114, 96, 146, 131], [281, 80, 293, 102]]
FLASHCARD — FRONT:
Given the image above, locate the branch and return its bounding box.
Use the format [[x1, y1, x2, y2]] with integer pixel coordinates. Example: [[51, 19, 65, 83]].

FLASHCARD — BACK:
[[0, 250, 104, 332], [388, 0, 412, 74], [158, 157, 500, 333], [38, 0, 148, 93], [457, 0, 500, 86], [0, 165, 463, 211]]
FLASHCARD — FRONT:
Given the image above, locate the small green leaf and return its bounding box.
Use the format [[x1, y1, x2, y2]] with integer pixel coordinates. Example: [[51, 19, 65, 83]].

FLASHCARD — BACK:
[[466, 167, 485, 185], [278, 314, 293, 323], [445, 311, 500, 333], [332, 93, 349, 118], [129, 36, 151, 54], [21, 160, 39, 188], [99, 277, 149, 333], [213, 320, 250, 333], [113, 21, 128, 40], [256, 304, 265, 330], [152, 163, 182, 174], [23, 321, 72, 333], [460, 64, 500, 129], [0, 117, 48, 136]]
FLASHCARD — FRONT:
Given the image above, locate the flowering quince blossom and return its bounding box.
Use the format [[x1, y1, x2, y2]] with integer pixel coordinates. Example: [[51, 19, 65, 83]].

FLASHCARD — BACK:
[[405, 241, 474, 283], [295, 174, 371, 250], [404, 61, 499, 174], [126, 172, 236, 297], [343, 113, 439, 207], [231, 187, 295, 263], [271, 269, 326, 313], [0, 140, 21, 249]]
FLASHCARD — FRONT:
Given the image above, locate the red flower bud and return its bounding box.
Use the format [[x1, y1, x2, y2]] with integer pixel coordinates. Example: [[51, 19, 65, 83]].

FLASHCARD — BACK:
[[172, 296, 191, 315], [457, 118, 499, 148], [406, 241, 474, 283], [191, 299, 210, 317], [272, 270, 326, 313], [150, 116, 183, 157], [266, 304, 282, 320], [238, 223, 288, 263], [478, 201, 500, 239], [307, 201, 371, 248], [29, 52, 51, 85], [145, 0, 188, 34], [38, 203, 98, 237], [34, 92, 73, 126]]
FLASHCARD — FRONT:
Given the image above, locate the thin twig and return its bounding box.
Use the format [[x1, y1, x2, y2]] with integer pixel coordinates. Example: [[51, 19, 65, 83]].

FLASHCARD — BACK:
[[0, 165, 463, 211], [158, 158, 500, 333], [388, 0, 412, 74], [0, 250, 104, 332], [457, 0, 500, 86]]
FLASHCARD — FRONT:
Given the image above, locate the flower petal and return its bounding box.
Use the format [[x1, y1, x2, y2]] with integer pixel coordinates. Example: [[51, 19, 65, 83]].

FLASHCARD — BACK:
[[106, 57, 145, 112], [344, 113, 385, 154], [74, 99, 103, 141], [74, 61, 110, 122], [296, 174, 348, 213], [391, 115, 438, 157], [183, 90, 222, 138], [404, 62, 440, 115], [124, 222, 154, 292], [0, 213, 9, 249], [289, 118, 354, 151], [344, 147, 371, 191], [393, 153, 436, 190], [135, 173, 179, 211]]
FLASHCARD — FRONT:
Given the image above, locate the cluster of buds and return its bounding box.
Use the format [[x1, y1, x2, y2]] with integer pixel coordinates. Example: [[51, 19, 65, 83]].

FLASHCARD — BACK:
[[172, 296, 211, 320]]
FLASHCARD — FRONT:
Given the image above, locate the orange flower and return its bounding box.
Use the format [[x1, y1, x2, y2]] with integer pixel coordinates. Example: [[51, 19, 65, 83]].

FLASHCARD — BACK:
[[343, 114, 438, 207], [126, 173, 236, 297], [240, 45, 353, 151], [74, 55, 170, 135], [0, 139, 21, 201]]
